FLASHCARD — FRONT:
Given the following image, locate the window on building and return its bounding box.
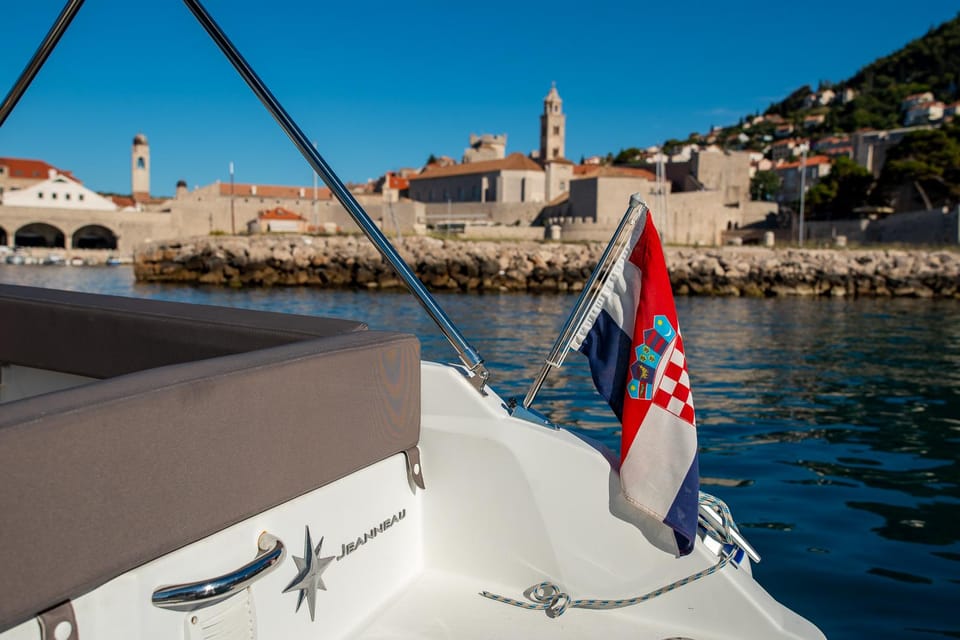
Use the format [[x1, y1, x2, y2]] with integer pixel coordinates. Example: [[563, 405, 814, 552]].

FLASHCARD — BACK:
[[137, 157, 145, 170], [65, 193, 71, 200], [553, 126, 560, 135], [560, 181, 567, 191], [78, 194, 84, 201], [37, 192, 44, 199], [51, 192, 57, 199], [0, 166, 5, 174], [552, 147, 559, 158]]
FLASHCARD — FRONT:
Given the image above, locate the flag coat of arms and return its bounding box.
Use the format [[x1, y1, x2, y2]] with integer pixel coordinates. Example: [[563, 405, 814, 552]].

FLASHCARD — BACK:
[[570, 208, 699, 556]]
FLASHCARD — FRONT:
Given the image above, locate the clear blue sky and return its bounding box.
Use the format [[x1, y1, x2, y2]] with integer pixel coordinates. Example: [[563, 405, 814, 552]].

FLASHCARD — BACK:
[[1, 1, 956, 196]]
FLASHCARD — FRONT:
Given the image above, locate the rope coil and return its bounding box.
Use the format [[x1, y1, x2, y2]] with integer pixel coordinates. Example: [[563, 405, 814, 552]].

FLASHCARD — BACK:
[[480, 492, 744, 617]]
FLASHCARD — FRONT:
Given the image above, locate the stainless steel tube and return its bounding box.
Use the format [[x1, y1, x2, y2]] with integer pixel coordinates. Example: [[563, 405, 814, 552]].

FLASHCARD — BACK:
[[520, 197, 647, 409], [0, 0, 85, 128], [182, 0, 488, 391]]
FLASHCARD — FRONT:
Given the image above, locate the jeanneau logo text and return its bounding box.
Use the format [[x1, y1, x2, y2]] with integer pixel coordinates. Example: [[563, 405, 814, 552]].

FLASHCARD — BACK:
[[335, 509, 406, 560]]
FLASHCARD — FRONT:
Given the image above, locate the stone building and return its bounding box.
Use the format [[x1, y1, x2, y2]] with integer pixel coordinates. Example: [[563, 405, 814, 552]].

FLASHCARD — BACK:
[[774, 155, 832, 202], [0, 157, 77, 198], [539, 83, 574, 202], [409, 84, 573, 208], [852, 126, 931, 177], [131, 133, 150, 202], [2, 173, 117, 212], [171, 179, 425, 236], [407, 153, 545, 204], [540, 148, 773, 246], [463, 134, 507, 163], [247, 207, 308, 234], [665, 148, 752, 206]]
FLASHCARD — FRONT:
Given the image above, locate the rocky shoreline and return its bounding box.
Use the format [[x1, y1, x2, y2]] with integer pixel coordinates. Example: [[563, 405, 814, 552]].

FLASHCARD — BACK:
[[133, 235, 960, 298]]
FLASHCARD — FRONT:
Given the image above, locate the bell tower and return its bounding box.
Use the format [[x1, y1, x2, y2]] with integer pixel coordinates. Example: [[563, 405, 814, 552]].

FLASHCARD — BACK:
[[539, 82, 565, 163], [131, 132, 150, 201]]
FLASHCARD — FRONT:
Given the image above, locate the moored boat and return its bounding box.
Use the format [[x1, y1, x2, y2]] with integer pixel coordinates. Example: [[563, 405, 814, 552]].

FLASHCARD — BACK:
[[0, 2, 824, 638]]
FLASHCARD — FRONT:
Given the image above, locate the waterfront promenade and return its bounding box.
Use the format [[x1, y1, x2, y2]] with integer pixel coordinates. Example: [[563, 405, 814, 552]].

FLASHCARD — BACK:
[[133, 235, 960, 298]]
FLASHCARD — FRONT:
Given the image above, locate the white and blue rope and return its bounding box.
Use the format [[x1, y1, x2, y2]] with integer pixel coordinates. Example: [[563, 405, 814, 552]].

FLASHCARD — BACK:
[[479, 492, 744, 617]]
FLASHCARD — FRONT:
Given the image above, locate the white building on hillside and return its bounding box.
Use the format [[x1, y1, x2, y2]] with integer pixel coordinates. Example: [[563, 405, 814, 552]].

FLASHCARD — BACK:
[[1, 174, 117, 211]]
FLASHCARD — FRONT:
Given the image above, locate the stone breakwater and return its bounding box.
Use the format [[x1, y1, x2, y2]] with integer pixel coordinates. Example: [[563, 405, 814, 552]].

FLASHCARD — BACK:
[[133, 235, 960, 298]]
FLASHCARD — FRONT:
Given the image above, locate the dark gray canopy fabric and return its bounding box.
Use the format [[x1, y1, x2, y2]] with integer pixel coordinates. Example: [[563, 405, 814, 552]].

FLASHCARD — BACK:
[[0, 283, 368, 378]]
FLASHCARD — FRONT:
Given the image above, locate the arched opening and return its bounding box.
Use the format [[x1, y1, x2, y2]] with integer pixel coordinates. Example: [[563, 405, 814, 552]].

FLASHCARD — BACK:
[[72, 224, 118, 250], [15, 223, 65, 248], [0, 226, 7, 246], [137, 156, 145, 170]]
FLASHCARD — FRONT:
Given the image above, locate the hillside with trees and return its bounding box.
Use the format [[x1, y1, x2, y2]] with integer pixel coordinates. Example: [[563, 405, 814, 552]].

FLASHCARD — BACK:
[[608, 12, 960, 216], [766, 12, 960, 132]]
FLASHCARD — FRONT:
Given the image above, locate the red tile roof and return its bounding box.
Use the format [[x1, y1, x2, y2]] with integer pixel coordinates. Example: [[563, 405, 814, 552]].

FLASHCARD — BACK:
[[776, 155, 831, 170], [387, 174, 409, 190], [573, 165, 656, 180], [259, 207, 306, 221], [821, 146, 853, 156], [0, 157, 77, 182], [219, 182, 332, 200], [409, 153, 543, 180]]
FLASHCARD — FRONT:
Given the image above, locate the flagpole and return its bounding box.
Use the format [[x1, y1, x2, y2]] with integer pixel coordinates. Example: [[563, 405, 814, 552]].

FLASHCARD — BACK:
[[517, 195, 648, 412]]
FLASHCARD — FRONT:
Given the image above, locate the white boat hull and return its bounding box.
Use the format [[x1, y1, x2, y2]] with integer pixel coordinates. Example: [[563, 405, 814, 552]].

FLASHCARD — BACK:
[[1, 362, 822, 640]]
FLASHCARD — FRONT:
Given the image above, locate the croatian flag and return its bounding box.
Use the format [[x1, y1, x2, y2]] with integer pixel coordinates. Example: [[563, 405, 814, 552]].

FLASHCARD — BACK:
[[570, 205, 699, 556]]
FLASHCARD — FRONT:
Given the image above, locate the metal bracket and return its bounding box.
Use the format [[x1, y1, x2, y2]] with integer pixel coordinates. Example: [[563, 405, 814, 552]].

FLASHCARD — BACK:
[[403, 447, 425, 490], [507, 397, 556, 429], [39, 601, 79, 640], [467, 364, 490, 395]]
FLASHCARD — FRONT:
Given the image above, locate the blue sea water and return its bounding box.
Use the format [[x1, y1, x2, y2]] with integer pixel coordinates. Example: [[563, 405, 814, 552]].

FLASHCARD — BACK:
[[2, 264, 959, 639]]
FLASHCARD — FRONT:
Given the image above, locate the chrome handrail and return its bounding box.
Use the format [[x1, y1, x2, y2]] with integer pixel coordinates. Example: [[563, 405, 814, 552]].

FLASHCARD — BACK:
[[181, 0, 489, 393], [152, 532, 285, 610]]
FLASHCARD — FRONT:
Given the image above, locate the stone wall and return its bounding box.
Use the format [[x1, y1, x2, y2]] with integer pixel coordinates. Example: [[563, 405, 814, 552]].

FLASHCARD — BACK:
[[871, 207, 959, 244], [171, 186, 424, 235], [423, 201, 545, 226], [806, 207, 959, 246], [0, 204, 175, 253], [134, 235, 960, 298]]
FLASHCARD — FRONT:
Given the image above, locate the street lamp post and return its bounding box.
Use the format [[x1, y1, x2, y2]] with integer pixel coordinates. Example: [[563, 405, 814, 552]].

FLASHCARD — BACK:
[[229, 161, 236, 235], [798, 147, 807, 247]]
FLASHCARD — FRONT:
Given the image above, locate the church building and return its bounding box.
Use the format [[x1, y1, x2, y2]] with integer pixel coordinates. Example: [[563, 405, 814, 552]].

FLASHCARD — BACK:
[[408, 84, 572, 205]]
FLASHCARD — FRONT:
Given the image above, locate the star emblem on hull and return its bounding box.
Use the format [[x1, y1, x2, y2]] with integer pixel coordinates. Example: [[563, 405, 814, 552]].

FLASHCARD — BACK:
[[283, 526, 335, 621]]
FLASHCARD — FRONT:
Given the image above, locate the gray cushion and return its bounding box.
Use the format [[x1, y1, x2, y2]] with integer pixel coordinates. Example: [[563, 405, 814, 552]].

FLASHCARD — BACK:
[[0, 287, 420, 632]]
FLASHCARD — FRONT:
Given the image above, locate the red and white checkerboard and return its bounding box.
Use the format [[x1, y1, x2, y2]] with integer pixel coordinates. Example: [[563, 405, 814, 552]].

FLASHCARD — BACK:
[[653, 343, 696, 425]]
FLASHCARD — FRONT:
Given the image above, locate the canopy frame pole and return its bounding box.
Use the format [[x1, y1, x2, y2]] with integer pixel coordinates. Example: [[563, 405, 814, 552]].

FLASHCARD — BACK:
[[179, 0, 489, 391], [0, 0, 85, 128]]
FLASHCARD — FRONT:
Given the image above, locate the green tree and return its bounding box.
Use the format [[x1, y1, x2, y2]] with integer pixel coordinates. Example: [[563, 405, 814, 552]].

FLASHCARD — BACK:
[[613, 147, 644, 165], [807, 157, 874, 218], [766, 85, 812, 116], [873, 124, 960, 208], [750, 170, 781, 201], [662, 138, 684, 156]]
